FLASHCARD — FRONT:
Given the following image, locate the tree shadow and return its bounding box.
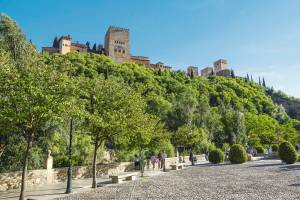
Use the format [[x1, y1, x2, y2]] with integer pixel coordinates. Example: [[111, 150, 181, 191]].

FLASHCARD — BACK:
[[97, 180, 113, 187], [194, 162, 231, 168], [288, 183, 300, 187], [248, 163, 283, 168], [279, 164, 300, 171], [27, 191, 65, 197]]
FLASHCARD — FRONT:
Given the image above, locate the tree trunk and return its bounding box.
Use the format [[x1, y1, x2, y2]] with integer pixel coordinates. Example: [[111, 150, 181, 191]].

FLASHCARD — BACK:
[[92, 135, 101, 189], [19, 132, 33, 200]]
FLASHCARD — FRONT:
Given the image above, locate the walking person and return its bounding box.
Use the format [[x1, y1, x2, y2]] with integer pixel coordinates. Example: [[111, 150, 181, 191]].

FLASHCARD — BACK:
[[150, 154, 156, 170], [158, 152, 162, 169], [134, 154, 140, 170], [189, 151, 195, 165]]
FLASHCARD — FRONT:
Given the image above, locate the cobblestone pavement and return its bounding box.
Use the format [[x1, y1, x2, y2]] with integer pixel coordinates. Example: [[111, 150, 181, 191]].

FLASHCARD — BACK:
[[57, 159, 300, 200]]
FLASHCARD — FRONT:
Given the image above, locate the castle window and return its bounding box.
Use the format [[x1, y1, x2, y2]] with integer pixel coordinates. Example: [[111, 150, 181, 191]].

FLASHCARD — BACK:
[[123, 50, 125, 54], [118, 49, 121, 53]]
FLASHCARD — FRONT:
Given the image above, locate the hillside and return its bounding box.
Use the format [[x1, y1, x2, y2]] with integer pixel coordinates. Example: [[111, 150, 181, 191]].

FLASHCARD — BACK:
[[43, 52, 300, 147], [268, 90, 300, 120]]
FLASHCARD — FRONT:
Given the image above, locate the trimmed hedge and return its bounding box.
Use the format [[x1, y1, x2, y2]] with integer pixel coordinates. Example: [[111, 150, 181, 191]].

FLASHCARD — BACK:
[[208, 149, 224, 164], [278, 142, 298, 164], [272, 144, 279, 152], [229, 144, 248, 164], [255, 145, 265, 154]]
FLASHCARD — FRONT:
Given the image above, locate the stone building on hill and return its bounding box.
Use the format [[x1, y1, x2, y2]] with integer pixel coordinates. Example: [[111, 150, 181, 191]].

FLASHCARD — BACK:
[[150, 62, 172, 71], [213, 59, 231, 77], [201, 67, 213, 77], [42, 35, 91, 55], [189, 59, 232, 78], [43, 26, 172, 71], [187, 66, 199, 77], [104, 26, 130, 64]]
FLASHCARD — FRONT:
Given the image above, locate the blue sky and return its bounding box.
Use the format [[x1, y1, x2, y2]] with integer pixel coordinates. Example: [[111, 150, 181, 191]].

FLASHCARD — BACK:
[[1, 0, 300, 98]]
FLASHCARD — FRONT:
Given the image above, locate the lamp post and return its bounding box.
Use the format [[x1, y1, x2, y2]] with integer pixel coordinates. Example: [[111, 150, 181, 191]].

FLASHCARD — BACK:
[[66, 118, 73, 194]]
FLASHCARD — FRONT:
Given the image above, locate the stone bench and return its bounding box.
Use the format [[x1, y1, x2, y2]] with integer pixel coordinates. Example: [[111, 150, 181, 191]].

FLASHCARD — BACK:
[[170, 163, 186, 170], [109, 172, 139, 184]]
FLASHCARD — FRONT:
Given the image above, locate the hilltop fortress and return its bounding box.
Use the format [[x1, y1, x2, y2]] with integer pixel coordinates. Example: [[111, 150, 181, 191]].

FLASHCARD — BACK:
[[43, 26, 231, 77]]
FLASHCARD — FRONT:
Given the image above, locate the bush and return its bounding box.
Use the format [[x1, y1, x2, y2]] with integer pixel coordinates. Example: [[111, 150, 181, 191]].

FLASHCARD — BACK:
[[255, 145, 265, 154], [278, 142, 298, 164], [208, 149, 224, 164], [272, 144, 279, 152], [229, 144, 248, 164]]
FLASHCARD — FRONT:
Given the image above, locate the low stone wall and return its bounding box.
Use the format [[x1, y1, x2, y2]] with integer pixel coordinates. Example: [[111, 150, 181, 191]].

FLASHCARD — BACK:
[[0, 162, 134, 191], [0, 155, 205, 192], [0, 169, 48, 191]]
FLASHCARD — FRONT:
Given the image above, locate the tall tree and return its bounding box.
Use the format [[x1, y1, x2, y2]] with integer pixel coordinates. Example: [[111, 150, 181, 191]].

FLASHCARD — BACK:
[[86, 41, 90, 50], [246, 74, 250, 82], [0, 15, 71, 200], [230, 70, 235, 78], [53, 36, 59, 48], [82, 78, 151, 188], [262, 77, 266, 87], [92, 43, 97, 51]]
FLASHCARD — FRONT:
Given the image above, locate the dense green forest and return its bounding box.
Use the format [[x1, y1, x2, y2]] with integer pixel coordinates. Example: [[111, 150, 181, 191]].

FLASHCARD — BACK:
[[1, 14, 300, 175]]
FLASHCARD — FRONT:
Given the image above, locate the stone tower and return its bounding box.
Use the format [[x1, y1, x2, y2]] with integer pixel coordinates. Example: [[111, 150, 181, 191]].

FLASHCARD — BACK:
[[104, 26, 130, 64], [187, 66, 199, 78], [213, 59, 228, 73], [58, 36, 71, 55]]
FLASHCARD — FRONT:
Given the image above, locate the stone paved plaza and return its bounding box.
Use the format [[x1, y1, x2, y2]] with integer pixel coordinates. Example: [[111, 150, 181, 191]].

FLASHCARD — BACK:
[[57, 160, 300, 200]]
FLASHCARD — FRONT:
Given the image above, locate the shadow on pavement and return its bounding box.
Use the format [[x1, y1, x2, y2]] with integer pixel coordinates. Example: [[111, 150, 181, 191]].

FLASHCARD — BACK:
[[194, 163, 231, 168], [0, 195, 20, 200], [288, 183, 300, 187], [279, 164, 300, 171], [248, 163, 283, 168], [97, 180, 113, 187]]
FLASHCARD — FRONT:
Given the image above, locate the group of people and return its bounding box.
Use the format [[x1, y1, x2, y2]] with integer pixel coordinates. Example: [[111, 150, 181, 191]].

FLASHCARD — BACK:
[[134, 152, 167, 171], [148, 152, 167, 170]]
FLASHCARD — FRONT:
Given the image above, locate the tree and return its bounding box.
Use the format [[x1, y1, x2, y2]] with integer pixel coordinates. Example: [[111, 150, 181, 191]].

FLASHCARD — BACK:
[[246, 74, 250, 82], [262, 77, 266, 87], [230, 70, 235, 78], [0, 49, 15, 158], [92, 43, 97, 51], [245, 113, 278, 147], [86, 41, 90, 50], [219, 107, 247, 146], [0, 14, 37, 65], [172, 124, 207, 153], [82, 78, 152, 188], [0, 61, 71, 200], [53, 36, 59, 48], [0, 15, 71, 200]]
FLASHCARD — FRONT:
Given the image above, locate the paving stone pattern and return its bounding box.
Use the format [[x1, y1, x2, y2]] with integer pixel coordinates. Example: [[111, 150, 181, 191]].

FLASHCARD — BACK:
[[57, 160, 300, 200]]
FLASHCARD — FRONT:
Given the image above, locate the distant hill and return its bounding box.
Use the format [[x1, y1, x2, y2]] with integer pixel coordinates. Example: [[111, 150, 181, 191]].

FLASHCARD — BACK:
[[268, 90, 300, 120]]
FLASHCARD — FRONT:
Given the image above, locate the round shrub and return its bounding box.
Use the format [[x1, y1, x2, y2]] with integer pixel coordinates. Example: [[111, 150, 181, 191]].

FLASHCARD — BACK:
[[255, 145, 265, 154], [229, 144, 248, 164], [208, 149, 224, 164], [278, 142, 298, 164], [272, 144, 279, 152]]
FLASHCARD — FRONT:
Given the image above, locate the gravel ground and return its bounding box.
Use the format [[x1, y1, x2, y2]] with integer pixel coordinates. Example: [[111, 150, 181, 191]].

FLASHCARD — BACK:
[[57, 159, 300, 200]]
